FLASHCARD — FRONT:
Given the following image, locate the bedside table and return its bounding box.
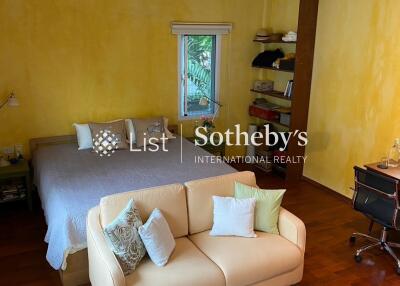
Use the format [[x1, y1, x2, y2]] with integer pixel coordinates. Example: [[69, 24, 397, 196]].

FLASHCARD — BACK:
[[187, 137, 226, 156], [0, 160, 32, 210]]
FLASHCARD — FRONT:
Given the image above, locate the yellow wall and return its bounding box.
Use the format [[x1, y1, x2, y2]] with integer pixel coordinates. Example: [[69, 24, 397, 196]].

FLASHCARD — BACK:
[[264, 0, 299, 33], [4, 0, 396, 199], [259, 0, 299, 111], [0, 0, 265, 156], [304, 0, 400, 197]]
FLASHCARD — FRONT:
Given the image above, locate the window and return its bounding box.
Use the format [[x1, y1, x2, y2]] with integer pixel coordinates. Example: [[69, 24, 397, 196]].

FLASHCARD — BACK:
[[172, 22, 231, 119], [179, 34, 219, 119]]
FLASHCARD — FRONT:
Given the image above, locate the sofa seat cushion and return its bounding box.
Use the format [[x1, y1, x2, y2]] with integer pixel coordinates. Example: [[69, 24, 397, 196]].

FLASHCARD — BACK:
[[125, 237, 225, 286], [189, 231, 302, 286]]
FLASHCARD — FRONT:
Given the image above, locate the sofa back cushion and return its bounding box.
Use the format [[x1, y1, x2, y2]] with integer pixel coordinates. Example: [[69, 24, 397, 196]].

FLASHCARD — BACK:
[[185, 171, 257, 234], [100, 184, 188, 238]]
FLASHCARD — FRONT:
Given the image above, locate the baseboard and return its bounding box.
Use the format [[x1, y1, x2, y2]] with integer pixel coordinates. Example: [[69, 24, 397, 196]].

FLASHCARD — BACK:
[[301, 176, 352, 204]]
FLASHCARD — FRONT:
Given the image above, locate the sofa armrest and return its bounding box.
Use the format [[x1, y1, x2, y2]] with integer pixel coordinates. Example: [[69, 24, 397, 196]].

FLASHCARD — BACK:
[[87, 206, 125, 286], [278, 207, 306, 253]]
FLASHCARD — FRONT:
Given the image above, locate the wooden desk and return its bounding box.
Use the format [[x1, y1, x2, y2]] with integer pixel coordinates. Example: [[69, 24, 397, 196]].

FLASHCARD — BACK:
[[365, 162, 400, 180]]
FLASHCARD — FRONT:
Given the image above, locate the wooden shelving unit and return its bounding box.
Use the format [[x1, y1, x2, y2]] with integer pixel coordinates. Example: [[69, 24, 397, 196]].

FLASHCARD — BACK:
[[253, 149, 273, 173], [272, 163, 287, 174], [251, 32, 294, 175], [250, 89, 292, 101], [249, 112, 290, 129], [253, 39, 296, 44], [252, 65, 294, 73], [249, 0, 319, 181], [266, 119, 290, 129]]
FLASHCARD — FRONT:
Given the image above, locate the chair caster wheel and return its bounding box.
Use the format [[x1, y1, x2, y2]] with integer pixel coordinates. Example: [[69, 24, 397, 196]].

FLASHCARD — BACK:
[[349, 236, 356, 244], [396, 266, 400, 275], [354, 254, 362, 263]]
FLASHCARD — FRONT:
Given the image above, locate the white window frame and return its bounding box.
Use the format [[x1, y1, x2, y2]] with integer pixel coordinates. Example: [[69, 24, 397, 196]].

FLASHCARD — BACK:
[[172, 22, 232, 120]]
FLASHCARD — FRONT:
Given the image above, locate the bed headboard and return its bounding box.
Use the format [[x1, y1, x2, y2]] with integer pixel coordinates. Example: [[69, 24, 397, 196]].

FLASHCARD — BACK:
[[29, 124, 179, 155], [29, 135, 77, 155]]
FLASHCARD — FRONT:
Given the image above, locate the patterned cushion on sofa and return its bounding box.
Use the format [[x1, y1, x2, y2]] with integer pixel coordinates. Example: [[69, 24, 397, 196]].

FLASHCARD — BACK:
[[103, 199, 146, 275]]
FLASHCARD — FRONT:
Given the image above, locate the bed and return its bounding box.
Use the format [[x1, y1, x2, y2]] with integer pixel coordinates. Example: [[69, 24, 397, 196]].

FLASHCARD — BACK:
[[30, 133, 235, 285]]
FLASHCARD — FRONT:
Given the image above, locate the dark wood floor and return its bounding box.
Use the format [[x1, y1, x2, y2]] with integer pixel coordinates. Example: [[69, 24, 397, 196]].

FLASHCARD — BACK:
[[1, 165, 400, 285]]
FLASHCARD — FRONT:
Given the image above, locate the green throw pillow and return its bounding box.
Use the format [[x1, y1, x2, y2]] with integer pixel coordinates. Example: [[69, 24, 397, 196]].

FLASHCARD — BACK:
[[234, 182, 285, 234]]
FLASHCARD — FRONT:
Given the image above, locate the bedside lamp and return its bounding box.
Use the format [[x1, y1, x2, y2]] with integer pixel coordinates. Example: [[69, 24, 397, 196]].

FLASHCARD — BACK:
[[0, 92, 19, 110], [199, 96, 223, 122]]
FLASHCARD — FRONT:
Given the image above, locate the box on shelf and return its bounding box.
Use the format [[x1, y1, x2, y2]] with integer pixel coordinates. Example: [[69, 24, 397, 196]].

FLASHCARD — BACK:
[[255, 149, 273, 158], [253, 80, 274, 92], [249, 105, 279, 121], [254, 150, 273, 172], [255, 141, 270, 153], [253, 98, 281, 109], [280, 113, 291, 126], [279, 58, 295, 70], [270, 150, 288, 174]]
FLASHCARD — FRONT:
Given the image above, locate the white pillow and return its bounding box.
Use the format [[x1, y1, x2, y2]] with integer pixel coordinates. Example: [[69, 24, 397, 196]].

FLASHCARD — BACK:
[[125, 119, 136, 144], [74, 119, 126, 150], [163, 117, 176, 139], [73, 123, 93, 150], [138, 208, 175, 267], [210, 196, 257, 238]]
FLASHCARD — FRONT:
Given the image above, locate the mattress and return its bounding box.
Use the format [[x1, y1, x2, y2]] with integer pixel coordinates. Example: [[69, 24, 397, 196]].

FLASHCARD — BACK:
[[32, 137, 235, 270]]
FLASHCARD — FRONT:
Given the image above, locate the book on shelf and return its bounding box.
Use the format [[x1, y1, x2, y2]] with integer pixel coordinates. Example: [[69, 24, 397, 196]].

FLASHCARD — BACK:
[[0, 183, 26, 202], [284, 81, 289, 97], [253, 98, 281, 110], [284, 80, 294, 98]]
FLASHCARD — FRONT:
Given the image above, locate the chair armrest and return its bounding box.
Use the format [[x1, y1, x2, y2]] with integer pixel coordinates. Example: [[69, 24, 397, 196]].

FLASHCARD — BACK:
[[87, 206, 125, 286], [278, 207, 306, 253]]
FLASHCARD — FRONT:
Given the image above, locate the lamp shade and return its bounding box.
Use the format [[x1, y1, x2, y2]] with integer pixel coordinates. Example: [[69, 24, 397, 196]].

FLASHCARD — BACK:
[[199, 97, 209, 106], [7, 93, 19, 107]]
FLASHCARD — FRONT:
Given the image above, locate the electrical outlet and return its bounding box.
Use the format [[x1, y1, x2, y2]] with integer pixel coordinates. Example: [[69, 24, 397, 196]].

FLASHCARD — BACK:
[[15, 144, 24, 156]]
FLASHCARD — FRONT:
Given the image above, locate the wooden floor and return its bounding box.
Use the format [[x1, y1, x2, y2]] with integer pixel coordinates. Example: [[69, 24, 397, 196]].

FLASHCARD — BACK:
[[1, 166, 400, 285]]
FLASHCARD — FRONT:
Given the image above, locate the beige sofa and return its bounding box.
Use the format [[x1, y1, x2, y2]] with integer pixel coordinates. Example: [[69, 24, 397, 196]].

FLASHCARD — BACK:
[[87, 171, 306, 286]]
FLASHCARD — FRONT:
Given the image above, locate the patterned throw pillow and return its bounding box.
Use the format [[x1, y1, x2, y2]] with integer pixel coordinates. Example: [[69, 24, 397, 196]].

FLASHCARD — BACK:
[[132, 117, 165, 147], [103, 199, 146, 275], [89, 120, 129, 150]]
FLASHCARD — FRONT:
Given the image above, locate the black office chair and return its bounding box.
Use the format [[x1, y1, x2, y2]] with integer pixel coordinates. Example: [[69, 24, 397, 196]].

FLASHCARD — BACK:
[[350, 166, 400, 274]]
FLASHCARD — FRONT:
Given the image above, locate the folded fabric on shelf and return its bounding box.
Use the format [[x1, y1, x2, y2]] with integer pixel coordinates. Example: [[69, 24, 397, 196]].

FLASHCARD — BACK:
[[282, 31, 297, 42]]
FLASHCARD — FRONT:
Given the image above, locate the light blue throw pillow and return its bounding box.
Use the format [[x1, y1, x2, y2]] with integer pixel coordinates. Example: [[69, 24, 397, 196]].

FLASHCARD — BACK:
[[138, 209, 176, 267], [103, 199, 146, 275]]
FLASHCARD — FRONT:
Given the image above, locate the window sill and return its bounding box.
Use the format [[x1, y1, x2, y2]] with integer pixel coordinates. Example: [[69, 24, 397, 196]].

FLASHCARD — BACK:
[[179, 114, 218, 121]]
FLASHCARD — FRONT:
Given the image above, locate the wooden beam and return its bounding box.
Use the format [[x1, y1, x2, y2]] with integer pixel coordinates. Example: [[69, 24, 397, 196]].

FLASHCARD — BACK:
[[286, 0, 319, 182]]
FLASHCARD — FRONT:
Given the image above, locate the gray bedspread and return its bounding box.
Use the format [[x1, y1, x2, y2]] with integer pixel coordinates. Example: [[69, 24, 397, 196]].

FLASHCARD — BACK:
[[32, 137, 235, 270]]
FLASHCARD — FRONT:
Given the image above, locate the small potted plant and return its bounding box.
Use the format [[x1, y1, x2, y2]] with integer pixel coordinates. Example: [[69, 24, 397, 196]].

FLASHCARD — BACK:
[[201, 116, 215, 137]]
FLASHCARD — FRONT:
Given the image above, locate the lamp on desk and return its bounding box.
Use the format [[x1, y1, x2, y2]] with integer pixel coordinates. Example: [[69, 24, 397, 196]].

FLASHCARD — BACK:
[[198, 96, 223, 122], [0, 92, 19, 110]]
